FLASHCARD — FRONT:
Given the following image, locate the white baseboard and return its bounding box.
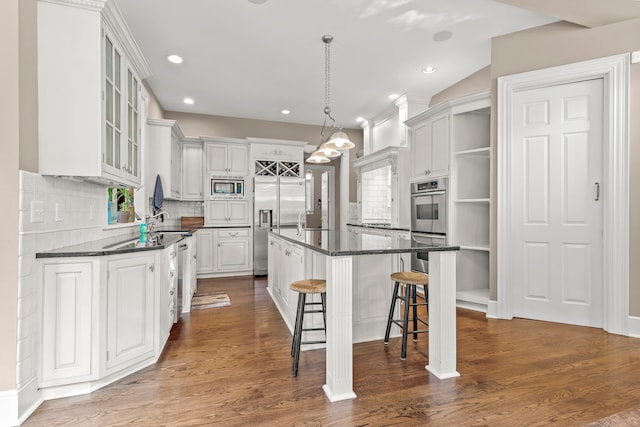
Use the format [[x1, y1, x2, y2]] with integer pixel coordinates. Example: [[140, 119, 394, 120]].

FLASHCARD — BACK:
[[628, 316, 640, 338], [0, 378, 43, 427], [486, 300, 498, 319], [0, 388, 19, 427]]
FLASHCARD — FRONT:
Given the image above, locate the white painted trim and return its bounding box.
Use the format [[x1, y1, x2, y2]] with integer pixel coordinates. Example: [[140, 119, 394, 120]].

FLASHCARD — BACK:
[[340, 150, 350, 232], [629, 316, 640, 338], [486, 300, 499, 319], [0, 388, 18, 427], [38, 0, 106, 12], [497, 54, 630, 334]]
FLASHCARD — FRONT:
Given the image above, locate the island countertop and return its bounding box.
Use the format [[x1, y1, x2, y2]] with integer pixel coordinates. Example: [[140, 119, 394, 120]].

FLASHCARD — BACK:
[[270, 228, 459, 256]]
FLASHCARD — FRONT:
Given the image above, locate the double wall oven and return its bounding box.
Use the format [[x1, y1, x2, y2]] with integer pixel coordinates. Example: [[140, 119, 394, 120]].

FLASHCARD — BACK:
[[410, 177, 447, 274]]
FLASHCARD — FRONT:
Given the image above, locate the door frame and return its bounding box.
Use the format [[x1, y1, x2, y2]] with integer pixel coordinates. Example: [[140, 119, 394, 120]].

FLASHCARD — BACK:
[[497, 53, 630, 335]]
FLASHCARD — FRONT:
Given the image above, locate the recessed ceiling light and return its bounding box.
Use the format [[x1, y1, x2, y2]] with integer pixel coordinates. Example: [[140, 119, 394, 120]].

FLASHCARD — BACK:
[[356, 117, 365, 123], [433, 30, 453, 42], [167, 54, 183, 64], [281, 109, 290, 115], [388, 94, 399, 101], [422, 66, 437, 74], [183, 97, 194, 105]]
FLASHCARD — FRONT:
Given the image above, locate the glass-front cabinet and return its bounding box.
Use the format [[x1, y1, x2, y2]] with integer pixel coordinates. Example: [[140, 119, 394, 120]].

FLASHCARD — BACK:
[[37, 0, 149, 187], [103, 30, 142, 185]]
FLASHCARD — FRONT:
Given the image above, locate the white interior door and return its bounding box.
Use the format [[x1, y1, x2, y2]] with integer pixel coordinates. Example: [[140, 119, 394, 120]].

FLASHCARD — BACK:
[[511, 78, 604, 327]]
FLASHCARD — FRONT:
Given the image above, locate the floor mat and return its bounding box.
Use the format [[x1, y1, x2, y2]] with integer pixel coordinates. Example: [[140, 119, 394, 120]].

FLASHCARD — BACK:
[[191, 292, 231, 310]]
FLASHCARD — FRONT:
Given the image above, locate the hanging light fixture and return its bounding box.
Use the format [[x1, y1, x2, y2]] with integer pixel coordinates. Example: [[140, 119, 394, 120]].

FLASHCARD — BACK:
[[307, 34, 354, 164]]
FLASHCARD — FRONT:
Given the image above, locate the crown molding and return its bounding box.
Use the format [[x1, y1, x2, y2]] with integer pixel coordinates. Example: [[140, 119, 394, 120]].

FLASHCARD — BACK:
[[38, 0, 107, 12]]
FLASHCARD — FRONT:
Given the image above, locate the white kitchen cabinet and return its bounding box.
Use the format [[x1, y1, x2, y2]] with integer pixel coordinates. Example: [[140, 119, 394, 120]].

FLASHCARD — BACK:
[[204, 140, 248, 176], [205, 200, 250, 226], [147, 119, 184, 199], [266, 235, 306, 331], [159, 244, 178, 349], [105, 254, 156, 373], [182, 234, 198, 312], [215, 229, 251, 272], [37, 1, 149, 187], [181, 140, 203, 201], [197, 227, 253, 277], [408, 109, 449, 180], [196, 228, 215, 274], [40, 261, 99, 387]]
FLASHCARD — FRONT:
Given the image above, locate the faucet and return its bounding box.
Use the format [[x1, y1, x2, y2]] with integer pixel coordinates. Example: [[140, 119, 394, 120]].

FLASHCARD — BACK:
[[145, 211, 169, 233], [297, 211, 305, 236]]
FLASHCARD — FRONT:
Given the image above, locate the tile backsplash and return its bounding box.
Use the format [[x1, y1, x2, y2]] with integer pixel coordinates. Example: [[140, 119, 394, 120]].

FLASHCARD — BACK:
[[361, 165, 392, 223]]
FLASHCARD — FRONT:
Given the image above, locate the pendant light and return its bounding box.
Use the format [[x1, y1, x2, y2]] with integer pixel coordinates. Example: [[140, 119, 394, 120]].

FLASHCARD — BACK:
[[306, 35, 354, 164]]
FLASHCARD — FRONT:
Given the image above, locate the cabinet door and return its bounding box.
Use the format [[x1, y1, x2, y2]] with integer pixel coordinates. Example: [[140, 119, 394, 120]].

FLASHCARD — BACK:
[[227, 200, 250, 225], [216, 237, 250, 271], [429, 112, 450, 178], [122, 68, 142, 186], [170, 134, 181, 198], [182, 142, 203, 200], [41, 262, 95, 386], [106, 255, 155, 371], [196, 229, 215, 273], [227, 144, 248, 176], [411, 120, 429, 179], [205, 200, 228, 225], [205, 143, 228, 175]]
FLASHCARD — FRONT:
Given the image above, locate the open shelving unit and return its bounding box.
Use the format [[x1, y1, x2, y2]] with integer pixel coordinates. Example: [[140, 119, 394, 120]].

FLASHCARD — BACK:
[[448, 93, 491, 312]]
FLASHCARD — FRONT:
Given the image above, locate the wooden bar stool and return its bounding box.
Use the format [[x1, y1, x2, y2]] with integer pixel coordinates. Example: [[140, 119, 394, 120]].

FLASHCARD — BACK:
[[384, 271, 429, 360], [290, 279, 326, 377]]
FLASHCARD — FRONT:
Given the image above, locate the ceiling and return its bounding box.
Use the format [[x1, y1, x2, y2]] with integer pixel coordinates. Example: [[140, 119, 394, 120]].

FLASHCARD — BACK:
[[115, 0, 557, 129]]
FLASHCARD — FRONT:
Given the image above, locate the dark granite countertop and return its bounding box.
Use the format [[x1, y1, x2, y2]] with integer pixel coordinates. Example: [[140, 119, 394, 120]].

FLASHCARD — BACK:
[[346, 223, 411, 232], [270, 228, 458, 256], [35, 232, 189, 258]]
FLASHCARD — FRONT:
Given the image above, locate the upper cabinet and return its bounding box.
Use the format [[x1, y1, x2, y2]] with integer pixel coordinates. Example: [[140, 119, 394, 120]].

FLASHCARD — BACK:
[[407, 109, 450, 180], [37, 0, 150, 187], [147, 119, 184, 200], [181, 139, 204, 201], [203, 138, 249, 177]]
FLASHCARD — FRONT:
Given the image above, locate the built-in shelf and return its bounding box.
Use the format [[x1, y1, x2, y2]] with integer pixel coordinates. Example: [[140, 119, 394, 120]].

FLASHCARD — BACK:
[[460, 245, 490, 252], [449, 92, 491, 314], [454, 198, 490, 204], [455, 147, 490, 157]]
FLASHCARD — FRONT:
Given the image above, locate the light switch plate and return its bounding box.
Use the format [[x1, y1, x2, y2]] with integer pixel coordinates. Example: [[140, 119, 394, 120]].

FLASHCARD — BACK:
[[30, 201, 44, 223], [632, 51, 640, 64]]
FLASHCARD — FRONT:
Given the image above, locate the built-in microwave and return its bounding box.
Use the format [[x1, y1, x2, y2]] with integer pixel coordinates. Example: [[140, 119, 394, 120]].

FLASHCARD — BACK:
[[210, 177, 244, 199]]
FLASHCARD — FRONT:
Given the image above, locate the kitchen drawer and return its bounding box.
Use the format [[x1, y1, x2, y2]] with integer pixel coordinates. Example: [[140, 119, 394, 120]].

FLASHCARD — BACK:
[[217, 229, 249, 238]]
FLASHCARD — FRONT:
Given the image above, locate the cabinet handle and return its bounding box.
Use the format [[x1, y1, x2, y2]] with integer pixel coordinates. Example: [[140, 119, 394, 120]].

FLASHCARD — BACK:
[[149, 264, 155, 272], [594, 182, 600, 201], [218, 243, 221, 247]]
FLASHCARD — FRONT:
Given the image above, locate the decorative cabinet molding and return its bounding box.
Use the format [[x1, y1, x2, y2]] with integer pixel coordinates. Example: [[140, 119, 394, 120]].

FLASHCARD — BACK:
[[147, 119, 184, 200], [37, 0, 150, 187], [181, 139, 203, 201], [203, 138, 248, 177], [197, 228, 253, 277]]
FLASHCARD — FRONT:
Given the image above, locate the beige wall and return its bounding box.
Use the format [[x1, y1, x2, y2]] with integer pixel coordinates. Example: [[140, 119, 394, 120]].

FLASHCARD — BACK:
[[144, 81, 165, 120], [427, 18, 640, 314], [1, 0, 20, 392], [164, 111, 363, 204], [429, 66, 491, 107], [19, 0, 38, 173], [489, 19, 640, 311]]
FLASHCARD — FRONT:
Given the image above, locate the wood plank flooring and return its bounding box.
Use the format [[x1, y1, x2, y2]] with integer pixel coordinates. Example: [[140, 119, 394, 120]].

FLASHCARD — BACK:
[[25, 276, 640, 426]]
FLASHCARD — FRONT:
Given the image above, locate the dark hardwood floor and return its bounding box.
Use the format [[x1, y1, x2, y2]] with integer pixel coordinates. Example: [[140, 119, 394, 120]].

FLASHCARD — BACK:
[[25, 276, 640, 426]]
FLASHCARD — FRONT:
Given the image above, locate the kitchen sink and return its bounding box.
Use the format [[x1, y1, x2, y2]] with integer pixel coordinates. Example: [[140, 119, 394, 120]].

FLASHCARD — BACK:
[[103, 238, 146, 250]]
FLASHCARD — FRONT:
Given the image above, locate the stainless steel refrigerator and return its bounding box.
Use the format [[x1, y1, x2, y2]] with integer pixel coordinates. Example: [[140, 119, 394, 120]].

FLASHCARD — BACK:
[[253, 175, 306, 275]]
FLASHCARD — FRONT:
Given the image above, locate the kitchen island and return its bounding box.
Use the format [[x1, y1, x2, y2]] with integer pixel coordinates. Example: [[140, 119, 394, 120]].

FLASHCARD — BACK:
[[269, 228, 460, 402]]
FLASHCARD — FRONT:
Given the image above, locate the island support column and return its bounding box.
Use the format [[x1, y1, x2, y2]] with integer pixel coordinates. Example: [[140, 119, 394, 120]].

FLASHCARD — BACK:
[[426, 250, 460, 379], [322, 255, 357, 402]]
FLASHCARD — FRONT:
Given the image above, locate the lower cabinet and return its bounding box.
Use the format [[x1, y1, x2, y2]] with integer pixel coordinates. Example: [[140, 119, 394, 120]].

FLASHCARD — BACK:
[[197, 227, 252, 277], [38, 245, 181, 397], [267, 235, 306, 331], [41, 260, 98, 387], [105, 254, 156, 373]]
